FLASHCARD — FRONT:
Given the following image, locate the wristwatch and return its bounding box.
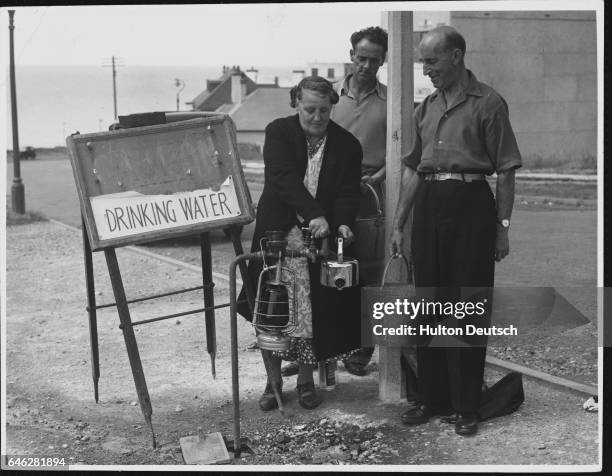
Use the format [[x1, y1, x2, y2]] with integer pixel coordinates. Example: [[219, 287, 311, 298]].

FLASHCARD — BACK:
[[497, 218, 510, 229]]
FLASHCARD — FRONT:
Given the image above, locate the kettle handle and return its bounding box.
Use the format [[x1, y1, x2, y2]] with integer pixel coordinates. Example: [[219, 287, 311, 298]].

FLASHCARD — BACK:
[[337, 237, 344, 264], [380, 253, 413, 288]]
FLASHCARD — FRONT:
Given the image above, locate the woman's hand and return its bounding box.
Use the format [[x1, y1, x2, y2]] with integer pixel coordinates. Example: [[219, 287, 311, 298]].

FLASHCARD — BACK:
[[390, 228, 404, 256], [337, 225, 355, 246], [309, 216, 330, 239]]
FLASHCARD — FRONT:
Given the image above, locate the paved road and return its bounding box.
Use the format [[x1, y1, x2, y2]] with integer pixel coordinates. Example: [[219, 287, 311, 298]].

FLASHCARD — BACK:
[[7, 158, 597, 292]]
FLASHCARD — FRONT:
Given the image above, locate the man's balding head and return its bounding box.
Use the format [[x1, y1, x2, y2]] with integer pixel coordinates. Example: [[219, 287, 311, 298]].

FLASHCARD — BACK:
[[418, 26, 468, 91], [420, 26, 466, 58]]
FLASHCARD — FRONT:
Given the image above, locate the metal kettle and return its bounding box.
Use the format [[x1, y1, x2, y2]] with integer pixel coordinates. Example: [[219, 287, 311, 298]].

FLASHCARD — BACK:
[[320, 237, 359, 290]]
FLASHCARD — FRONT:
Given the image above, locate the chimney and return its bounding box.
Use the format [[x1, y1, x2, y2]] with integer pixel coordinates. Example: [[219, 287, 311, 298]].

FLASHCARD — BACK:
[[291, 70, 306, 85], [231, 73, 246, 104]]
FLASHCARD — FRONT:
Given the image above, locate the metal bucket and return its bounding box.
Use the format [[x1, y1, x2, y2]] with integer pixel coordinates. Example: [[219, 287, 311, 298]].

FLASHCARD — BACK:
[[353, 183, 385, 286]]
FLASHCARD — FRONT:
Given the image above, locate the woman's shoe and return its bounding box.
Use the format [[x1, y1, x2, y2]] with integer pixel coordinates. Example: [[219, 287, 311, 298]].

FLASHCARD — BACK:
[[296, 381, 322, 409], [259, 382, 282, 411]]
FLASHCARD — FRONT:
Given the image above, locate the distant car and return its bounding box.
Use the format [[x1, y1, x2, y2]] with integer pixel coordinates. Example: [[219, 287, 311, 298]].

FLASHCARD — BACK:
[[19, 146, 36, 160]]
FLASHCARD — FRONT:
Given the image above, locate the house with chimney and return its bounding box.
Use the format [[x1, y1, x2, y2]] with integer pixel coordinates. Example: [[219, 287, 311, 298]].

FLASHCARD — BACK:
[[188, 63, 435, 155], [306, 62, 352, 83], [188, 66, 293, 152]]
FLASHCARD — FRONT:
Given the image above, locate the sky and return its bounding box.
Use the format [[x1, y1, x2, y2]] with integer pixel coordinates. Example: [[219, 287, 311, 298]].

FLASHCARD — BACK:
[[1, 4, 451, 67], [1, 1, 594, 67]]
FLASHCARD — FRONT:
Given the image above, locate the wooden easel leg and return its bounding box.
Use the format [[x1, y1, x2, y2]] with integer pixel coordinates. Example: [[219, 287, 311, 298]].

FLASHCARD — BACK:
[[81, 217, 100, 403], [200, 232, 216, 379], [228, 226, 254, 313], [104, 248, 156, 448]]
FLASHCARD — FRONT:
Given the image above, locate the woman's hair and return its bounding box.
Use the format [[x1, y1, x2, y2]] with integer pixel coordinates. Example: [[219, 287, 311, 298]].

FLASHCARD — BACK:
[[289, 76, 339, 108]]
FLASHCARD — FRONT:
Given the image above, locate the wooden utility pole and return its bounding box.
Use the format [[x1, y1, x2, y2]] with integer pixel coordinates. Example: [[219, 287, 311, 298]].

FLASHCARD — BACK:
[[379, 10, 414, 402], [9, 9, 25, 214], [102, 56, 124, 119]]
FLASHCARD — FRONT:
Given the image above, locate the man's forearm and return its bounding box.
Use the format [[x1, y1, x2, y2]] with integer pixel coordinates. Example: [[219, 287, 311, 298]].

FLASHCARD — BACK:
[[495, 168, 516, 221], [392, 166, 421, 231], [371, 164, 386, 182]]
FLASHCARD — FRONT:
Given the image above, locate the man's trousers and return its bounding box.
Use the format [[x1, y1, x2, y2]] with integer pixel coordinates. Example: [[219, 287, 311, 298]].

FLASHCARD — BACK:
[[411, 179, 497, 413]]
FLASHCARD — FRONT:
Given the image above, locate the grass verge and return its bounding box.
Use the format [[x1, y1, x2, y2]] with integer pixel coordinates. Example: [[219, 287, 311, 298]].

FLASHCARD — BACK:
[[6, 205, 47, 226]]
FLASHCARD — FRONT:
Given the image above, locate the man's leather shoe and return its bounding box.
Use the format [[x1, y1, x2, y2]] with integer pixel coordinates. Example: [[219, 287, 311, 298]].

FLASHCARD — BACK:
[[258, 382, 282, 411], [296, 381, 322, 409], [343, 360, 367, 376], [281, 361, 299, 377], [455, 412, 478, 436], [401, 404, 450, 425]]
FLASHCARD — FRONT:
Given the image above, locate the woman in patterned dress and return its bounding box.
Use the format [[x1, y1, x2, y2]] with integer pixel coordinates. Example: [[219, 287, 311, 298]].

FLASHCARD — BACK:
[[238, 76, 363, 410]]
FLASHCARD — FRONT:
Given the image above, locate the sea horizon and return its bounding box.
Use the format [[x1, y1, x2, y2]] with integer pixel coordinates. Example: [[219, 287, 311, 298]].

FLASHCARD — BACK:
[[4, 64, 301, 148]]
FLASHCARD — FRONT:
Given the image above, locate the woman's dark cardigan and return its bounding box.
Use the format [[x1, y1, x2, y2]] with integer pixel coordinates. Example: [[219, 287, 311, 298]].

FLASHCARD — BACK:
[[237, 114, 363, 360]]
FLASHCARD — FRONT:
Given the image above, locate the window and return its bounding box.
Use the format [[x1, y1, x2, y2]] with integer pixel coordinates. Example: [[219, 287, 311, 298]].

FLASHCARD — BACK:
[[311, 68, 319, 77], [327, 68, 335, 79]]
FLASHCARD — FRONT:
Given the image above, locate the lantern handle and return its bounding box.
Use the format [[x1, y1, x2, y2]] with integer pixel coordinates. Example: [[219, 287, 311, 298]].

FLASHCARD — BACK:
[[259, 237, 269, 268]]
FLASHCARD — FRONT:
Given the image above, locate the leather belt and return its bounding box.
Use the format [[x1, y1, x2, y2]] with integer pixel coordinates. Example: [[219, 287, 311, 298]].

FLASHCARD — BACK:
[[424, 172, 486, 182]]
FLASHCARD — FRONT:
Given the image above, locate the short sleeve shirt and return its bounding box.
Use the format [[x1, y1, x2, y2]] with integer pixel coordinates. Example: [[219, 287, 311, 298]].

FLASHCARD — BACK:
[[331, 75, 387, 174], [402, 70, 522, 175]]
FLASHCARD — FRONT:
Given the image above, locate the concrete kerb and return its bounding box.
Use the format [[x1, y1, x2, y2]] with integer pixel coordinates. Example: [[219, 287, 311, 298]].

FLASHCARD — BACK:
[[46, 218, 596, 398]]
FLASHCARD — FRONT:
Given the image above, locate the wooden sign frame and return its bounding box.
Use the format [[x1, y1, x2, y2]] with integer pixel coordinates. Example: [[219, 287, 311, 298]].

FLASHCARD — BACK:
[[67, 115, 255, 251]]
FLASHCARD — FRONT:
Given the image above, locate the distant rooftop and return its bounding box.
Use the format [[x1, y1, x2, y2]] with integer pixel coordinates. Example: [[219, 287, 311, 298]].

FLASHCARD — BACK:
[[231, 88, 294, 131]]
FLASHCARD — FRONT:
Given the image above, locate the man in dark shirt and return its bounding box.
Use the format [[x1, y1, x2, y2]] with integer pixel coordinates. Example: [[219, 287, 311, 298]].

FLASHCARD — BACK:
[[390, 26, 521, 436]]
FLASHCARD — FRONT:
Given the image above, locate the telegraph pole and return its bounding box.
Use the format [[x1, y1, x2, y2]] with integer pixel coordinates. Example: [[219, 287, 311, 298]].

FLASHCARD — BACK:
[[9, 9, 25, 214], [102, 56, 124, 120]]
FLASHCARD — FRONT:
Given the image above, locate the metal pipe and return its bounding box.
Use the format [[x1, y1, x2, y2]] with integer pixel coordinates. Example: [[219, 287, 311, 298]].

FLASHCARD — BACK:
[[228, 248, 321, 458], [229, 253, 248, 458]]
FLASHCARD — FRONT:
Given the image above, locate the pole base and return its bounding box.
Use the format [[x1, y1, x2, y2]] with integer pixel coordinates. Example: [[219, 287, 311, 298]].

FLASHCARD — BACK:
[[11, 181, 25, 214]]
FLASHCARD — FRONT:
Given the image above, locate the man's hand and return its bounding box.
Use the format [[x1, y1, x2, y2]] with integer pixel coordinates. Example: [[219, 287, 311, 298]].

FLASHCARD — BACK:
[[361, 174, 382, 186], [309, 216, 330, 239], [390, 229, 404, 256], [337, 225, 355, 246], [495, 228, 509, 261]]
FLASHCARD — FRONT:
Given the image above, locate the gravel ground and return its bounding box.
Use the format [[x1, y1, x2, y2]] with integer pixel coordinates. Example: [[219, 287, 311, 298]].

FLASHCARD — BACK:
[[4, 219, 600, 468], [135, 202, 599, 388]]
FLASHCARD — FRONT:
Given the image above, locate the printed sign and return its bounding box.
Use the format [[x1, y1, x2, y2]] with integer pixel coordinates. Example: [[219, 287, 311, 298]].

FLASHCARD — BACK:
[[67, 114, 255, 250], [91, 177, 241, 240]]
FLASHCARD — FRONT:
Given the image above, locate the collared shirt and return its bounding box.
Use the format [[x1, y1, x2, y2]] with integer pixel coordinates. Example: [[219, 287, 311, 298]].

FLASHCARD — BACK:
[[402, 70, 522, 175], [331, 74, 387, 174]]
